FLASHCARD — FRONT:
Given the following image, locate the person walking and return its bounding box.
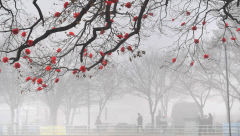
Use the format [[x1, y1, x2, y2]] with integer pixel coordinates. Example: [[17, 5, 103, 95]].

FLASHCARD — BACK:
[[137, 113, 143, 133]]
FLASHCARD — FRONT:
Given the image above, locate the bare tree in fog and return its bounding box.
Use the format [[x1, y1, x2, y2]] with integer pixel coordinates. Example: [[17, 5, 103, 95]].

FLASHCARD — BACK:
[[123, 53, 175, 128], [0, 65, 24, 129], [178, 69, 213, 116], [91, 68, 122, 124]]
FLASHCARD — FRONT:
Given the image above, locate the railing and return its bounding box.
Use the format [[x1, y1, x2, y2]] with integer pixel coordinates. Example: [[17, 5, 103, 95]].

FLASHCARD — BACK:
[[0, 125, 239, 136]]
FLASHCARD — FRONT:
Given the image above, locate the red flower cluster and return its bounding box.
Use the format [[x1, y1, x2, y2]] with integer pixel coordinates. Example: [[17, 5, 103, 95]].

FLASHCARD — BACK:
[[12, 28, 19, 35], [46, 66, 52, 71], [181, 22, 186, 26], [54, 12, 61, 17], [2, 57, 8, 63], [192, 26, 197, 31], [143, 14, 148, 19], [127, 45, 133, 51], [124, 33, 129, 39], [194, 39, 199, 44], [202, 20, 206, 25], [190, 61, 194, 66], [222, 37, 226, 43], [27, 40, 33, 46], [125, 2, 132, 8], [57, 48, 62, 53], [64, 2, 69, 8], [26, 77, 31, 82], [80, 66, 86, 72], [56, 69, 61, 72], [69, 32, 75, 36], [204, 54, 209, 59], [172, 58, 176, 63], [231, 37, 236, 41], [133, 16, 138, 22], [89, 53, 93, 58], [100, 51, 105, 56], [21, 32, 26, 37], [121, 47, 125, 52], [14, 62, 21, 69], [117, 34, 123, 39], [105, 1, 112, 5], [51, 56, 56, 64], [37, 78, 43, 84], [55, 78, 59, 83], [25, 49, 31, 55], [186, 11, 190, 16], [72, 70, 78, 74], [74, 12, 80, 18]]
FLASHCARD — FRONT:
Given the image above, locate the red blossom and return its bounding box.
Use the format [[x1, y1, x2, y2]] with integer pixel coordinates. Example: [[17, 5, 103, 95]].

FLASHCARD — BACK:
[[237, 28, 240, 32], [54, 12, 61, 17], [204, 54, 209, 59], [51, 56, 57, 64], [194, 39, 199, 44], [133, 16, 138, 21], [190, 61, 194, 66], [225, 23, 229, 28], [72, 70, 78, 74], [80, 66, 86, 72], [27, 40, 34, 46], [120, 47, 125, 52], [172, 58, 176, 63], [125, 2, 132, 8], [46, 66, 52, 71], [14, 62, 21, 69], [55, 78, 59, 83], [181, 22, 186, 26], [117, 34, 123, 39], [2, 57, 8, 63], [89, 53, 93, 58], [64, 2, 69, 8], [102, 60, 107, 66], [202, 20, 206, 25], [192, 26, 197, 31], [74, 12, 80, 18], [69, 32, 75, 36], [56, 69, 61, 72], [105, 1, 112, 5], [99, 65, 103, 69], [222, 37, 226, 43], [127, 45, 133, 51], [111, 0, 118, 3], [32, 77, 37, 83], [25, 49, 31, 55], [12, 28, 19, 35], [21, 32, 26, 37], [42, 84, 47, 88], [37, 87, 43, 91], [148, 13, 153, 16], [186, 11, 190, 16], [37, 78, 43, 84], [124, 33, 129, 39], [26, 77, 31, 82], [143, 14, 148, 19], [100, 51, 105, 56], [57, 48, 62, 53], [84, 52, 88, 56], [231, 37, 236, 40], [108, 52, 112, 56], [172, 18, 175, 21]]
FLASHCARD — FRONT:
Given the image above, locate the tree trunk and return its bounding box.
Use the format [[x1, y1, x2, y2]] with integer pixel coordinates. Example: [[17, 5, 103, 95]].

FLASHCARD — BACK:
[[150, 112, 155, 128], [49, 107, 58, 125]]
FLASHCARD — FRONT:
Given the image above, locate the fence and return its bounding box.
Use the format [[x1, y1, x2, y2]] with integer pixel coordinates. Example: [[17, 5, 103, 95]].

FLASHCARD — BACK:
[[0, 125, 239, 136]]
